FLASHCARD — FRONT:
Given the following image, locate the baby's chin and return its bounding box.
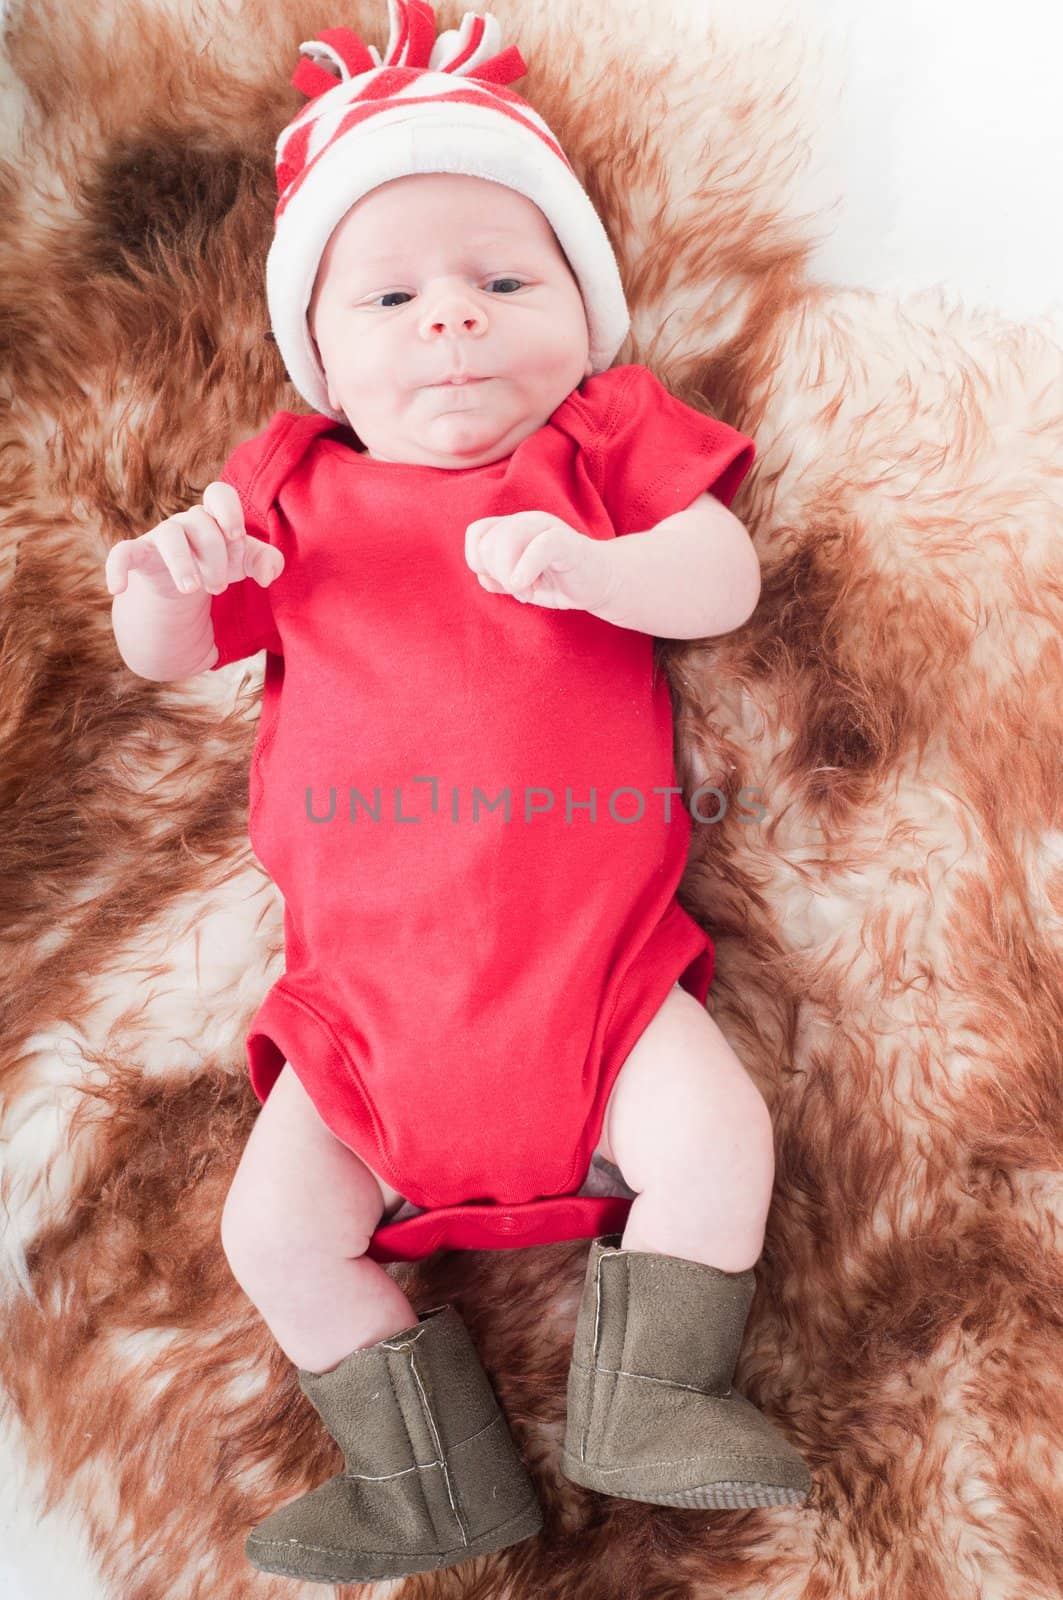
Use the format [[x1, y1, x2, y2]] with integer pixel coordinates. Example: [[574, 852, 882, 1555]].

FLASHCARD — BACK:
[[353, 398, 548, 466]]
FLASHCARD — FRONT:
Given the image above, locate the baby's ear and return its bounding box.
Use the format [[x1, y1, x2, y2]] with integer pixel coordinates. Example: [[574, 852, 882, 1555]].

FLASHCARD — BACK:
[[310, 331, 340, 412]]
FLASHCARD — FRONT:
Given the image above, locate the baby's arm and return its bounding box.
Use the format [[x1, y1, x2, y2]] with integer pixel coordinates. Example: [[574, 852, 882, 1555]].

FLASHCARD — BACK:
[[589, 491, 761, 640], [107, 482, 283, 680]]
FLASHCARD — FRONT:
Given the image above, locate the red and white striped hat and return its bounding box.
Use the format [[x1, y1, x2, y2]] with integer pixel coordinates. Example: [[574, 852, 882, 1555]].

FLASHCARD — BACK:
[[266, 0, 631, 419]]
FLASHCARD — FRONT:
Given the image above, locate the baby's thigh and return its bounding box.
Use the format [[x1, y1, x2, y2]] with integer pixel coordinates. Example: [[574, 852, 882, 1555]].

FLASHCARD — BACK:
[[596, 984, 773, 1190], [221, 1061, 391, 1269]]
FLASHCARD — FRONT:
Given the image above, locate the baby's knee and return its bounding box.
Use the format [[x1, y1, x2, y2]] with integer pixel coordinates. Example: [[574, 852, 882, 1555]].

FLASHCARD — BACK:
[[219, 1153, 378, 1302], [219, 1168, 283, 1298], [220, 1064, 392, 1296], [616, 1040, 775, 1194]]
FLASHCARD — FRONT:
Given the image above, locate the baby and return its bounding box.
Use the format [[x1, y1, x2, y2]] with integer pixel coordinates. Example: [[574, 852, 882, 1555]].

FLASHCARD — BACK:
[[106, 7, 812, 1585]]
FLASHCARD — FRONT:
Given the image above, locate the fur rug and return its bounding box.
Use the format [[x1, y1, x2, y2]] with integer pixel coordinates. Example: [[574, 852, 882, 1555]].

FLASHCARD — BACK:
[[2, 0, 1061, 1595]]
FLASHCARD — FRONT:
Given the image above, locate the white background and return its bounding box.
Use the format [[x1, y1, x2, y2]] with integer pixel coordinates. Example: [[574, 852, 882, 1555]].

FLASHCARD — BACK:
[[797, 0, 1063, 329]]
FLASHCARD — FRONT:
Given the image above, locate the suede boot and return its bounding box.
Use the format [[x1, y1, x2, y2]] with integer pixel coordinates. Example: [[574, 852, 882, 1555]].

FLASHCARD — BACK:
[[560, 1235, 813, 1509], [245, 1304, 543, 1583]]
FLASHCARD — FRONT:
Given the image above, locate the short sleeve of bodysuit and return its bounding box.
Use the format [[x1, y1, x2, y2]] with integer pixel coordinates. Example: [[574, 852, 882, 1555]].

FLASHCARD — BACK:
[[561, 363, 757, 537], [207, 424, 287, 670]]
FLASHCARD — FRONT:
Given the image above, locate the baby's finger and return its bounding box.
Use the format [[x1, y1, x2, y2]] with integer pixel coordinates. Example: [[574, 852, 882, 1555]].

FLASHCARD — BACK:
[[124, 518, 202, 595], [141, 510, 218, 594], [465, 516, 502, 575], [242, 537, 285, 587], [202, 481, 246, 543], [105, 541, 133, 594], [508, 530, 559, 594], [175, 505, 232, 593], [476, 571, 507, 593]]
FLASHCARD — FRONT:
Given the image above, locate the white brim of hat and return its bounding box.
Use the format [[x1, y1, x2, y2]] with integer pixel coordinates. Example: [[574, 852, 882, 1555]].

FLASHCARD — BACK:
[[266, 102, 631, 419]]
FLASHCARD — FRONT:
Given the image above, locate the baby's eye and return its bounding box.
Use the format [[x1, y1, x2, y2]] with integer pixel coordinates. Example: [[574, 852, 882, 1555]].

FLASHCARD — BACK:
[[372, 279, 525, 309]]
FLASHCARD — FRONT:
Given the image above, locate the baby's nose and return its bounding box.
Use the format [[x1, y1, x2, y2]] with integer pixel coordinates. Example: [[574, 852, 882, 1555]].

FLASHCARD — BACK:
[[420, 285, 487, 337], [430, 316, 481, 334]]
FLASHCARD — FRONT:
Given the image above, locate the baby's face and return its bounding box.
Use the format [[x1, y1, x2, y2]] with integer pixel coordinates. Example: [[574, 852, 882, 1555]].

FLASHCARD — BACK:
[[308, 173, 593, 468]]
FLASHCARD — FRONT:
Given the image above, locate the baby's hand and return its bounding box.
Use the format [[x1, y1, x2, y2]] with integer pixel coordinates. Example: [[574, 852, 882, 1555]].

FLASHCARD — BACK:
[[465, 511, 616, 613], [105, 482, 285, 599]]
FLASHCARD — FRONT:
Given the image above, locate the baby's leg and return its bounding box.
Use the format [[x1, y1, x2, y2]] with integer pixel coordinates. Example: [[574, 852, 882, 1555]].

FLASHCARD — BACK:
[[220, 1062, 418, 1373], [596, 985, 777, 1273]]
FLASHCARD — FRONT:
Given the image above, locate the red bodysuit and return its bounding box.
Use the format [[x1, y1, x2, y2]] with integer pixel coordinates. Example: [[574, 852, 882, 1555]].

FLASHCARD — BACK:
[[209, 363, 756, 1262]]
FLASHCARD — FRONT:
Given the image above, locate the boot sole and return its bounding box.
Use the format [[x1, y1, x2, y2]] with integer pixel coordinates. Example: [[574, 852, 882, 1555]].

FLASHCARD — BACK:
[[560, 1449, 808, 1509], [245, 1495, 544, 1582]]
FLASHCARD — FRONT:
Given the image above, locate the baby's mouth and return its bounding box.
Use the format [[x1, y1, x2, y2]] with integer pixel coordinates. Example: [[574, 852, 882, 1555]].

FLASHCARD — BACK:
[[436, 377, 487, 387]]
